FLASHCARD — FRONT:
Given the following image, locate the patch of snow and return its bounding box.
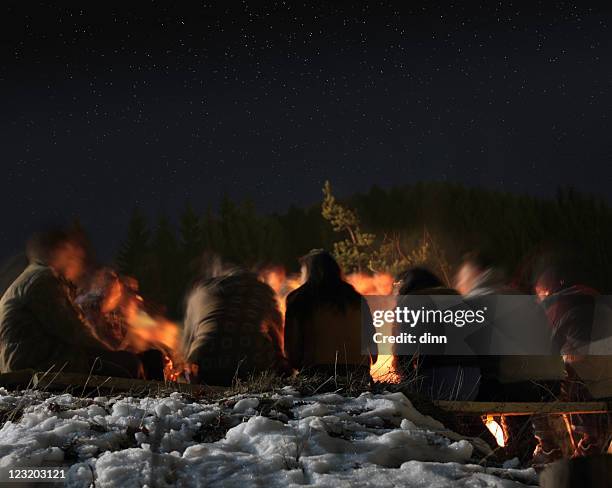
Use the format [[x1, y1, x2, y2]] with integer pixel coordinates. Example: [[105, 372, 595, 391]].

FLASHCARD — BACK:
[[0, 388, 537, 487], [232, 397, 260, 414]]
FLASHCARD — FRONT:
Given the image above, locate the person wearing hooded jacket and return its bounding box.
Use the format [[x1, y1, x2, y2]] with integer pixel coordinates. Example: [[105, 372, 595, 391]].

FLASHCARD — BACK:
[[284, 250, 377, 380]]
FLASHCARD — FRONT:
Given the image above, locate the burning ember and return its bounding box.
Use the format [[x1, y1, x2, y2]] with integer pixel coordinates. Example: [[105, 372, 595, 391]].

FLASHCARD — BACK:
[[370, 354, 402, 383], [77, 269, 185, 382], [259, 267, 401, 383], [484, 415, 506, 447]]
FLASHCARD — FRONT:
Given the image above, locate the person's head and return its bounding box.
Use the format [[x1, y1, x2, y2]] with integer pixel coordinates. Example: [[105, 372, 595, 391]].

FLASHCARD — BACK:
[[394, 267, 443, 295], [26, 228, 88, 282], [299, 249, 342, 285], [454, 251, 492, 295], [532, 252, 584, 300], [533, 267, 561, 301]]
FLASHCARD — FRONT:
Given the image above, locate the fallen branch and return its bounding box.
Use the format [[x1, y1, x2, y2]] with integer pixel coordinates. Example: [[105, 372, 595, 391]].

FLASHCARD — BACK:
[[434, 400, 611, 416]]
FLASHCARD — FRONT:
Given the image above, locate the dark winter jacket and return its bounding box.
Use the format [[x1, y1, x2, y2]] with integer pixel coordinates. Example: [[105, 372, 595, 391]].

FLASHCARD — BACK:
[[465, 280, 564, 387], [398, 286, 479, 368], [0, 263, 110, 373], [284, 280, 377, 373], [182, 270, 287, 385]]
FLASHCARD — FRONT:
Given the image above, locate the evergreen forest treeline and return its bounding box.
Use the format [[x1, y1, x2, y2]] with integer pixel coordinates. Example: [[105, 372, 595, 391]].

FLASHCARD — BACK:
[[116, 182, 612, 317]]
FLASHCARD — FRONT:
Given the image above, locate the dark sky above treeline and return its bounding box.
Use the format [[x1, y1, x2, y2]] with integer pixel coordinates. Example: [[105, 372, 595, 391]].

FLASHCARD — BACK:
[[1, 1, 611, 260]]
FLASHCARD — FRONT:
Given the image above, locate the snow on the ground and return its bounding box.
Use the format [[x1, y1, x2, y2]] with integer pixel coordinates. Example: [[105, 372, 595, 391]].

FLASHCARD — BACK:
[[0, 387, 538, 487]]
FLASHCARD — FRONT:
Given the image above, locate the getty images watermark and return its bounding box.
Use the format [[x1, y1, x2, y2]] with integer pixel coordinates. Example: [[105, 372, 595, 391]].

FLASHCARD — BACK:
[[361, 294, 612, 356]]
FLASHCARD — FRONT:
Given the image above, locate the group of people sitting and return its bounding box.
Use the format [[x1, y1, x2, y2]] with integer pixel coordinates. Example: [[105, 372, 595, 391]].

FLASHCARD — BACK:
[[0, 230, 376, 384], [396, 253, 612, 463], [0, 228, 611, 464], [182, 248, 377, 385]]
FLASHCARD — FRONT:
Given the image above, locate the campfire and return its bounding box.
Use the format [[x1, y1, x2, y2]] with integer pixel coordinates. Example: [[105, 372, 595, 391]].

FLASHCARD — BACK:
[[77, 269, 186, 382], [484, 415, 507, 447]]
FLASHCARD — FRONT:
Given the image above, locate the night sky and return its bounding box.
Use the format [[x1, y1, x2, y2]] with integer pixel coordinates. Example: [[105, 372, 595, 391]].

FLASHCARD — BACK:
[[1, 1, 611, 260]]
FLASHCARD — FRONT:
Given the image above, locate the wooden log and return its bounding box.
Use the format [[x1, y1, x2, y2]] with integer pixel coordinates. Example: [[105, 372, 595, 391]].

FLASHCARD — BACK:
[[434, 400, 611, 416]]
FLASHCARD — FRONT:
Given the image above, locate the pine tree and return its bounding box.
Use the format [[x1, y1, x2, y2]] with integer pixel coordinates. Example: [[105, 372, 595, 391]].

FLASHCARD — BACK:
[[179, 201, 202, 263], [153, 215, 178, 265], [148, 214, 180, 315], [201, 207, 221, 254], [116, 208, 150, 279], [321, 180, 375, 272]]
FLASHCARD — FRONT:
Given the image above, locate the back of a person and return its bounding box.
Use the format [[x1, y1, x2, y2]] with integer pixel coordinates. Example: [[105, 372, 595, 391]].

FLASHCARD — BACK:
[[302, 296, 363, 368], [395, 278, 481, 400], [543, 285, 598, 355], [453, 258, 564, 398], [183, 270, 285, 385], [0, 229, 146, 379], [0, 253, 28, 299], [284, 250, 376, 378], [285, 280, 371, 374], [543, 285, 612, 400], [0, 263, 57, 372], [1, 261, 143, 378], [478, 294, 565, 391], [466, 286, 564, 398]]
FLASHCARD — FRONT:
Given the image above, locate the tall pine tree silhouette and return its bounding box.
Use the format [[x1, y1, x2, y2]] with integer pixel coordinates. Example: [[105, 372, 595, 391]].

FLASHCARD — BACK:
[[116, 208, 150, 281], [179, 202, 202, 265], [113, 185, 612, 296], [147, 214, 181, 316]]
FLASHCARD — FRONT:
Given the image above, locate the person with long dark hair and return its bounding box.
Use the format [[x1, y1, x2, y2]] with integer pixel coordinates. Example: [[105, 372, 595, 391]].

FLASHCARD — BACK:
[[284, 249, 377, 380]]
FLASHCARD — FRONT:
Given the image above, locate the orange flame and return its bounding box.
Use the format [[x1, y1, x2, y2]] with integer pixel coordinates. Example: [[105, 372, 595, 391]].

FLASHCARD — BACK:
[[86, 269, 185, 382], [484, 415, 506, 447], [259, 266, 303, 316], [345, 272, 400, 383], [346, 272, 394, 296]]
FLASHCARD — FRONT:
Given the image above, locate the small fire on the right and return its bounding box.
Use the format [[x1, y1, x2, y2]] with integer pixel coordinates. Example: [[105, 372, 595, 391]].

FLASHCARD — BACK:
[[484, 415, 506, 448]]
